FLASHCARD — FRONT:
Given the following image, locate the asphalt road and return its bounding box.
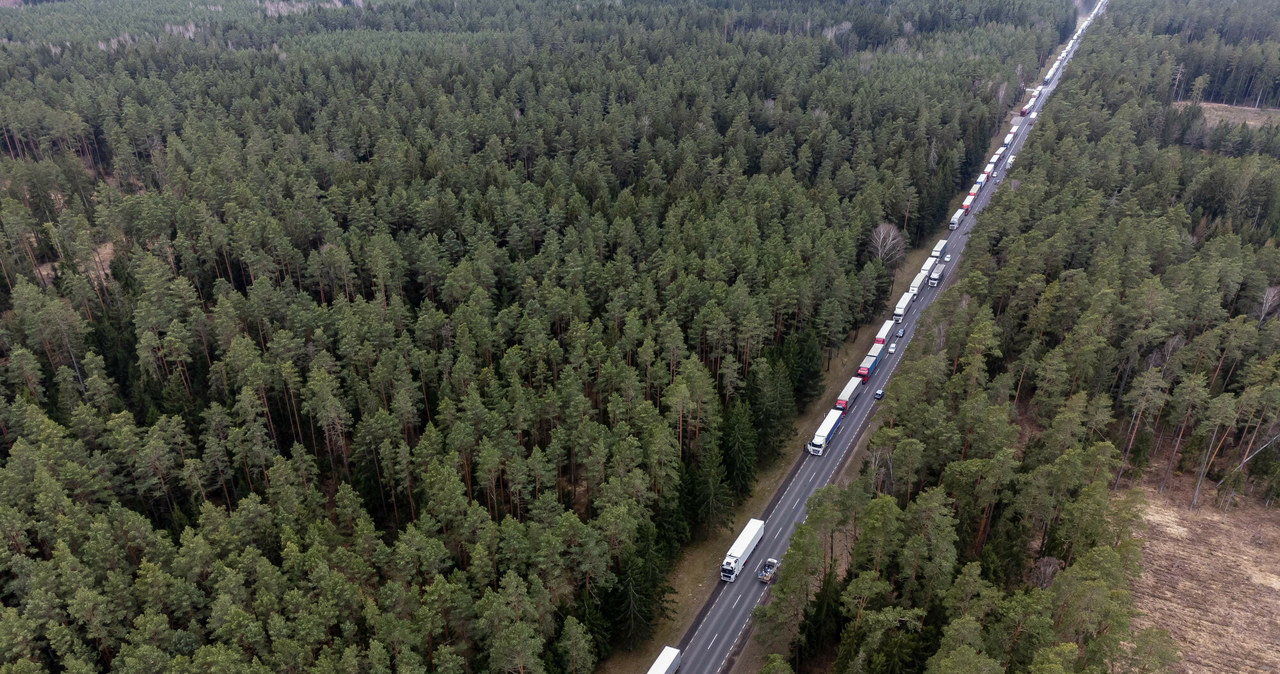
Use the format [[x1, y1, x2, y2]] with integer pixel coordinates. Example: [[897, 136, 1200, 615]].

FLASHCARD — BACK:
[[670, 5, 1103, 672]]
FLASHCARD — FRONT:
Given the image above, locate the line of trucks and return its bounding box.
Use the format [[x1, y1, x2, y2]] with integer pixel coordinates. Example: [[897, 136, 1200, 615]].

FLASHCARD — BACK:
[[803, 239, 950, 459], [646, 8, 1109, 673]]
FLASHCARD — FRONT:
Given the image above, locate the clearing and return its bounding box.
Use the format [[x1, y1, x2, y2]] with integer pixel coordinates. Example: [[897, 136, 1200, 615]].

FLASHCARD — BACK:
[[1173, 101, 1280, 129], [1132, 475, 1280, 673]]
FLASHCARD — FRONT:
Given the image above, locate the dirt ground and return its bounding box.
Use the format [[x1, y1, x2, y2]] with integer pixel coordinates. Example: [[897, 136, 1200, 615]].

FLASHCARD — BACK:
[[1132, 475, 1280, 673], [1173, 101, 1280, 129]]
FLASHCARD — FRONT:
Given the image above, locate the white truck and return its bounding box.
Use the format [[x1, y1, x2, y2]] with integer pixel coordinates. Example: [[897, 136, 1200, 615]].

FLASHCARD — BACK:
[[921, 257, 936, 276], [910, 271, 928, 295], [929, 263, 946, 287], [647, 646, 682, 674], [807, 408, 844, 456], [893, 292, 912, 322], [931, 239, 948, 259], [962, 194, 975, 213], [836, 376, 860, 411], [874, 320, 893, 345], [721, 519, 765, 581], [949, 208, 964, 229]]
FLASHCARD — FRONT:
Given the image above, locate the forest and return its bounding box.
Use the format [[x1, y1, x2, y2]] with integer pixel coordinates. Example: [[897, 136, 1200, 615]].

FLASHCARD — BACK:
[[751, 0, 1280, 672], [0, 0, 1085, 671]]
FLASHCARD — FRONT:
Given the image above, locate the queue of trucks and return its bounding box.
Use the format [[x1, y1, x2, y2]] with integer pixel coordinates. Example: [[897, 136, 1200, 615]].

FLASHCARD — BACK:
[[662, 8, 1107, 669]]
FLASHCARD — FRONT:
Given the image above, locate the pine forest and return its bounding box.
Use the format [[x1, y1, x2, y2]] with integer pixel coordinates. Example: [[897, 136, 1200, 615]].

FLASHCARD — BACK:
[[0, 0, 1278, 671]]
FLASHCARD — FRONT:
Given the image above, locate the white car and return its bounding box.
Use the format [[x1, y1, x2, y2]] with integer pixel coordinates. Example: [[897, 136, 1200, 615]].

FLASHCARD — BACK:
[[888, 343, 897, 354], [944, 254, 951, 263]]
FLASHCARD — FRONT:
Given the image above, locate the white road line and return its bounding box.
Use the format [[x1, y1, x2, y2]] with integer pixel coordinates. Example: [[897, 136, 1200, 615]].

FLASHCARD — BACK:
[[683, 17, 1093, 668]]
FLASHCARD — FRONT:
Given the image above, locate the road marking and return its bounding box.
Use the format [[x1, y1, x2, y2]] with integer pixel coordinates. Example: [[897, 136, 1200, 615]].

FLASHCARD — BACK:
[[678, 14, 1093, 666]]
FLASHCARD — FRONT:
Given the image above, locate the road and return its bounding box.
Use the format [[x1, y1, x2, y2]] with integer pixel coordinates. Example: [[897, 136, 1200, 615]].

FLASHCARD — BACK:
[[669, 5, 1100, 673]]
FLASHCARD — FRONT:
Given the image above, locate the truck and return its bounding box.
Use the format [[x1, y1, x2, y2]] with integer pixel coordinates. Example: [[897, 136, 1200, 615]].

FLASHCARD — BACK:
[[807, 409, 844, 456], [961, 195, 975, 213], [857, 345, 882, 381], [1044, 61, 1059, 84], [949, 208, 964, 229], [910, 271, 928, 295], [721, 519, 765, 580], [757, 558, 779, 583], [647, 647, 682, 674], [968, 182, 982, 196], [931, 239, 948, 259], [836, 376, 860, 410], [929, 263, 946, 287], [1020, 97, 1036, 115], [875, 319, 893, 344], [984, 162, 996, 175], [893, 291, 912, 322], [921, 257, 937, 276]]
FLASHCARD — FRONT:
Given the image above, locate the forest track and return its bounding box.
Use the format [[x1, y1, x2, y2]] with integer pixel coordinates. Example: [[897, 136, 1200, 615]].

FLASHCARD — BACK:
[[1132, 477, 1280, 673]]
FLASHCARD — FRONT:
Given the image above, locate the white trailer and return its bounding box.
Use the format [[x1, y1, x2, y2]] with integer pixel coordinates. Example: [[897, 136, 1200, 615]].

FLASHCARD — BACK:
[[893, 292, 912, 322], [921, 257, 937, 276], [931, 239, 948, 259], [929, 263, 946, 287], [1003, 132, 1015, 146], [807, 409, 844, 456], [962, 195, 975, 212], [721, 519, 765, 581], [910, 271, 928, 295], [875, 320, 893, 344], [949, 208, 965, 229], [836, 376, 860, 411], [1044, 61, 1060, 84], [647, 647, 682, 674]]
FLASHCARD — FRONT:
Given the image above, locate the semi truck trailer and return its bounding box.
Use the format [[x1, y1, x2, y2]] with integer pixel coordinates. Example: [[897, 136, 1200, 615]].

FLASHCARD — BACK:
[[721, 519, 765, 581], [807, 409, 844, 456], [647, 647, 682, 674]]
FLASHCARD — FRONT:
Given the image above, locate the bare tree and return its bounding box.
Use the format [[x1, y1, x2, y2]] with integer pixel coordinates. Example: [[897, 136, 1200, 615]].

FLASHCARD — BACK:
[[1257, 285, 1280, 327], [869, 223, 906, 269]]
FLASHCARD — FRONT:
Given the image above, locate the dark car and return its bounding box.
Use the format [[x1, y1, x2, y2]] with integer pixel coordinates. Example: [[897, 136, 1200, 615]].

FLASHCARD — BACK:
[[874, 389, 885, 400], [895, 328, 905, 338]]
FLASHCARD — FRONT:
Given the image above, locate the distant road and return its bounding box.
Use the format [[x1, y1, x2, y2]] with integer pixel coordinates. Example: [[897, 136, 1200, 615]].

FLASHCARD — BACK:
[[670, 6, 1096, 672]]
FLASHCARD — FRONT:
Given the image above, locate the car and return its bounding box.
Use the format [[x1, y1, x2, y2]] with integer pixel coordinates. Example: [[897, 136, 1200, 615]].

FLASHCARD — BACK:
[[895, 328, 905, 338], [874, 389, 885, 400], [944, 254, 951, 263], [888, 342, 897, 354], [758, 558, 779, 583]]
